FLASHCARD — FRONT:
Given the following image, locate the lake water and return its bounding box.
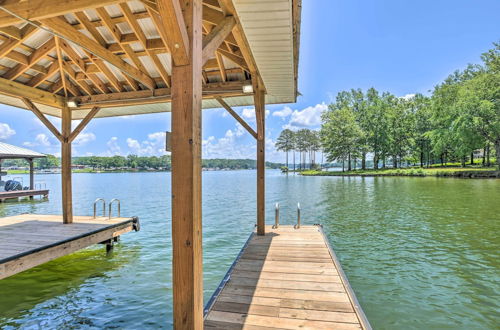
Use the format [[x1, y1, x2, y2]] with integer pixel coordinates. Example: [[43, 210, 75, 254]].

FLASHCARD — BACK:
[[0, 170, 499, 329]]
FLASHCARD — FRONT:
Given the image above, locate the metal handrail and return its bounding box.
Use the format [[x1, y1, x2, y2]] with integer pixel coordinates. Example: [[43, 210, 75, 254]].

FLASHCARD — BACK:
[[273, 203, 280, 229], [108, 199, 121, 219], [93, 198, 106, 218], [35, 182, 46, 190], [295, 202, 301, 229]]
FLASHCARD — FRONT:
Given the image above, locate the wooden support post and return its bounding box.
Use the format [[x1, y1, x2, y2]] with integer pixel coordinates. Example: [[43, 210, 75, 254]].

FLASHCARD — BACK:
[[61, 105, 73, 224], [28, 158, 34, 199], [254, 86, 265, 236], [171, 0, 203, 329]]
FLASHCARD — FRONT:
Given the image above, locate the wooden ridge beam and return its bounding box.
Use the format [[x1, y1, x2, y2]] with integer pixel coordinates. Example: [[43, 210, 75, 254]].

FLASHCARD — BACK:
[[0, 0, 127, 28], [216, 97, 257, 139], [202, 16, 235, 65], [41, 17, 156, 89], [0, 76, 64, 108], [156, 0, 190, 66], [68, 107, 100, 142], [21, 98, 63, 142]]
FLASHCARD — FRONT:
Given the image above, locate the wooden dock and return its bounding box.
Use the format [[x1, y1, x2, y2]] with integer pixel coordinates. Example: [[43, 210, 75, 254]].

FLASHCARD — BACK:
[[0, 189, 49, 202], [0, 214, 139, 279], [204, 225, 371, 330]]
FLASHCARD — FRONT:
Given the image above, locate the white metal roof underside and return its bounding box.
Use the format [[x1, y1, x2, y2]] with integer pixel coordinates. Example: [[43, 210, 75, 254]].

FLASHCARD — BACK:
[[0, 141, 46, 159]]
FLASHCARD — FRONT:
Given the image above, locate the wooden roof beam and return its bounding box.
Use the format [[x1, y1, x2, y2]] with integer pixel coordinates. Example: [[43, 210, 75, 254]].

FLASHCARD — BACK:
[[3, 37, 56, 80], [202, 16, 235, 65], [0, 0, 128, 28], [21, 98, 63, 142], [41, 17, 155, 89], [216, 97, 257, 139], [0, 76, 64, 108], [156, 0, 190, 66]]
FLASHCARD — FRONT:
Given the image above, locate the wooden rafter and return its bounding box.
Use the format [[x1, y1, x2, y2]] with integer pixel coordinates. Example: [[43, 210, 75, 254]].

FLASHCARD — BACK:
[[202, 16, 235, 65], [0, 0, 127, 28], [27, 62, 59, 88], [0, 76, 63, 108], [215, 52, 227, 81], [0, 25, 37, 58], [156, 0, 190, 66], [41, 17, 155, 89], [21, 98, 63, 142], [55, 37, 69, 97], [216, 97, 257, 139], [3, 37, 56, 80], [217, 49, 248, 72], [120, 3, 170, 87], [68, 107, 101, 142]]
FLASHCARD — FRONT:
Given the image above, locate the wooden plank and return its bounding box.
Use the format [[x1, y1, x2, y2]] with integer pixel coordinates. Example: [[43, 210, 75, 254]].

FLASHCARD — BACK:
[[205, 226, 369, 329], [0, 77, 64, 109], [0, 0, 127, 28], [170, 0, 203, 329], [0, 218, 134, 279], [0, 189, 48, 200]]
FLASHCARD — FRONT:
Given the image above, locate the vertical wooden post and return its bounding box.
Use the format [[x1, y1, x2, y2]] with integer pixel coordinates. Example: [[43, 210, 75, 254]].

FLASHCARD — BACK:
[[28, 158, 34, 199], [255, 86, 265, 236], [61, 105, 73, 224], [171, 0, 203, 328]]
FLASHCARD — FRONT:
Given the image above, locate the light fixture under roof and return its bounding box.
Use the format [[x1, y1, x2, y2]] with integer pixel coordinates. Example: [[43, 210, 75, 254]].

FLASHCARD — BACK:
[[67, 100, 78, 108], [242, 85, 253, 94]]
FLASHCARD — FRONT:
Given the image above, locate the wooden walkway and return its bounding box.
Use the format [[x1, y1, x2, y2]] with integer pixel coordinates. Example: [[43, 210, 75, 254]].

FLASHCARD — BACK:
[[0, 214, 139, 279], [0, 189, 49, 201], [204, 225, 371, 330]]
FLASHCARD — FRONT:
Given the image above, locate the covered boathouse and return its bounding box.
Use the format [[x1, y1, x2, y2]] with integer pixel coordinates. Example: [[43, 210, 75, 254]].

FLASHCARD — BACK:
[[0, 0, 370, 328]]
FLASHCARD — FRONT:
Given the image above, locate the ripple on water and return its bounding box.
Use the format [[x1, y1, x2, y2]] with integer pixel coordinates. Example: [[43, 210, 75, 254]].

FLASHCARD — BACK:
[[0, 171, 499, 329]]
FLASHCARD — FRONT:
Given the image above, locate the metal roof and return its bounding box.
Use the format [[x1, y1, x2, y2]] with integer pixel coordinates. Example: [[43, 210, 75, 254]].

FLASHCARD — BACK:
[[0, 141, 46, 159]]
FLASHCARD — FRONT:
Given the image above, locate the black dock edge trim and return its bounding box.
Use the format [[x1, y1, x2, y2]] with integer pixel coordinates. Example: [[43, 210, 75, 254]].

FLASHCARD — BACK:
[[204, 232, 255, 318], [315, 224, 373, 330]]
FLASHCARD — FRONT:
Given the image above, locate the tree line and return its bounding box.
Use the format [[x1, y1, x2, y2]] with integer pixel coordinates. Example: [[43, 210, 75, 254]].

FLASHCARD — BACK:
[[276, 42, 499, 170], [2, 155, 282, 170], [275, 128, 322, 171]]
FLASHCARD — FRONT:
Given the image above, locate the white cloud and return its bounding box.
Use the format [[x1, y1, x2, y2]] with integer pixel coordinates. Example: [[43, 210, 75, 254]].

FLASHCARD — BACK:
[[272, 106, 293, 119], [401, 94, 416, 101], [126, 132, 166, 156], [283, 103, 328, 129], [106, 137, 121, 155], [240, 108, 270, 121], [73, 132, 96, 146], [23, 133, 52, 147], [0, 123, 15, 140]]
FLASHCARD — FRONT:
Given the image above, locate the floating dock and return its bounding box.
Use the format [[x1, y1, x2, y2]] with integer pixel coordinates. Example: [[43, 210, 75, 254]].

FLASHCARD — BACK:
[[0, 189, 49, 202], [204, 225, 371, 330], [0, 214, 139, 279]]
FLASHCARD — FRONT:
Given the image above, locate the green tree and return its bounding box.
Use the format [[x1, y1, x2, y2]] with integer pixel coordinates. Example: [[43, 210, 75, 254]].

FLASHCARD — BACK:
[[275, 129, 295, 169]]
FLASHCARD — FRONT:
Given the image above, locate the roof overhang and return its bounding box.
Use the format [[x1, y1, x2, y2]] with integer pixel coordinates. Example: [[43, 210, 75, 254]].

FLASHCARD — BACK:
[[0, 0, 301, 119]]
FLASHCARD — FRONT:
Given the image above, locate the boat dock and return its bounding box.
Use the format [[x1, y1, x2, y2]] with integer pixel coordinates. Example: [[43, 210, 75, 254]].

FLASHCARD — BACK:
[[0, 214, 139, 280], [0, 189, 49, 202], [204, 225, 371, 330]]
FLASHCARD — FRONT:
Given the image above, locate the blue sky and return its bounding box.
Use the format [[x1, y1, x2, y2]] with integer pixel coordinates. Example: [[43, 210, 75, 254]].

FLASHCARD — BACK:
[[1, 0, 499, 162]]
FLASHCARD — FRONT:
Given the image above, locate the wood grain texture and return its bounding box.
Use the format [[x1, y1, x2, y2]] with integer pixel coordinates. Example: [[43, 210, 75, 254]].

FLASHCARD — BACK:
[[204, 225, 367, 329]]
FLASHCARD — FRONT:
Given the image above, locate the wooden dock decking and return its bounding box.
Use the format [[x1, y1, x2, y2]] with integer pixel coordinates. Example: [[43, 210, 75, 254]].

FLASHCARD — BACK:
[[0, 189, 49, 201], [0, 214, 139, 279], [204, 225, 371, 330]]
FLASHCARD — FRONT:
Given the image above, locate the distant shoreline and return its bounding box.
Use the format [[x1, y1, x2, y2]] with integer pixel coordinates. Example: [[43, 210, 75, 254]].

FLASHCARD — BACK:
[[300, 167, 500, 179], [5, 168, 267, 175]]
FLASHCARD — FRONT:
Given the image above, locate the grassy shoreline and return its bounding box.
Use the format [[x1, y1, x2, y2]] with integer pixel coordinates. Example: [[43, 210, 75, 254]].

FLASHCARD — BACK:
[[300, 167, 500, 178]]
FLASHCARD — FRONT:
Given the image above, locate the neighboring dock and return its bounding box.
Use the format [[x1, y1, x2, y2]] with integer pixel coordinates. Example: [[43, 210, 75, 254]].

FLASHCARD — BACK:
[[0, 214, 139, 279], [204, 225, 371, 330], [0, 189, 49, 202]]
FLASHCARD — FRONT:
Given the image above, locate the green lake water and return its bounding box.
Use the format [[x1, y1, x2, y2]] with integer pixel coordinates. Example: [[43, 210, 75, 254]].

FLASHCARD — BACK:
[[0, 170, 498, 329]]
